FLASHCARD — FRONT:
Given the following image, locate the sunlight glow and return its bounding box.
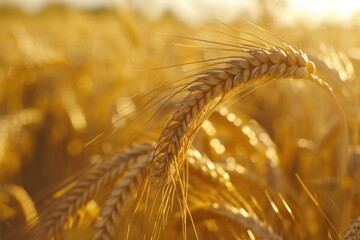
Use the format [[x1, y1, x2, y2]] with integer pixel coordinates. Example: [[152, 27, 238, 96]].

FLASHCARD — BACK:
[[1, 0, 359, 27]]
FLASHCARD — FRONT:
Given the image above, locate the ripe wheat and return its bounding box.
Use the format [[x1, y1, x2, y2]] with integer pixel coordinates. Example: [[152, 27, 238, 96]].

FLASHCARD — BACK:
[[92, 154, 149, 240], [2, 7, 359, 240], [32, 144, 152, 239], [344, 216, 360, 240], [151, 46, 319, 185]]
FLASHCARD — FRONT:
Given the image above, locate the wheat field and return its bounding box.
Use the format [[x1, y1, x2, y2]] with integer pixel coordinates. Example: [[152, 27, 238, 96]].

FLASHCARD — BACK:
[[0, 3, 360, 240]]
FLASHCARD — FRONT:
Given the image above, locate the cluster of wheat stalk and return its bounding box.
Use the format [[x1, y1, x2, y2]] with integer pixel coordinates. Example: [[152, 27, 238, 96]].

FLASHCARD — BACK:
[[1, 5, 360, 240]]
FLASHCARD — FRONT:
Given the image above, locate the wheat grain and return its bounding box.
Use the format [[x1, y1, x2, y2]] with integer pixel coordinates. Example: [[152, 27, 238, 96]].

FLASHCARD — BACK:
[[92, 154, 149, 240], [151, 46, 318, 185], [344, 216, 360, 240], [32, 144, 152, 239]]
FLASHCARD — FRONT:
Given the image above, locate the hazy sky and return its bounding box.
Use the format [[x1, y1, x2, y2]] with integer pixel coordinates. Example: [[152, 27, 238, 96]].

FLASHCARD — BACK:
[[1, 0, 359, 28]]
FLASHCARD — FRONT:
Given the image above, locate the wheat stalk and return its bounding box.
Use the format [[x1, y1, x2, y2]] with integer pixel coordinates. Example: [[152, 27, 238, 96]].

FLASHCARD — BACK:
[[188, 149, 234, 191], [210, 203, 282, 240], [151, 46, 318, 185], [186, 151, 283, 239], [187, 149, 256, 213], [190, 202, 282, 240], [200, 109, 282, 189], [217, 108, 282, 185], [32, 144, 152, 239]]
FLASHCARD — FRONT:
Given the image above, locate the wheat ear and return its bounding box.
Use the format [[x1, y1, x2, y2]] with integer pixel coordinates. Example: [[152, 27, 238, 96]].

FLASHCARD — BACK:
[[92, 154, 149, 240], [151, 46, 318, 184], [93, 147, 249, 240], [344, 216, 360, 240], [32, 144, 152, 239]]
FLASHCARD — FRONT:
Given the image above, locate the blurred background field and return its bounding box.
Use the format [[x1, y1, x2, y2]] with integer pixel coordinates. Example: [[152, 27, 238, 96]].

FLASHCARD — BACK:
[[1, 1, 360, 239]]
